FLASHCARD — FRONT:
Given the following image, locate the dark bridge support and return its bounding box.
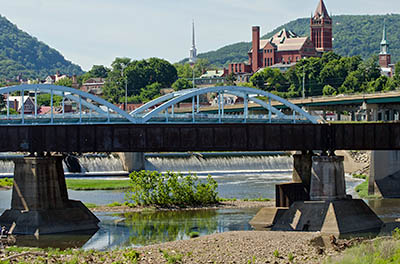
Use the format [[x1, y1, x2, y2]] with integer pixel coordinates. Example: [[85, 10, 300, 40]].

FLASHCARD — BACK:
[[0, 156, 99, 235], [251, 155, 383, 235]]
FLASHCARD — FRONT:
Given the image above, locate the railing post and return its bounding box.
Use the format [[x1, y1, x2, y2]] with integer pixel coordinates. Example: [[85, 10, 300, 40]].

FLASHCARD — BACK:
[[196, 95, 200, 113], [62, 92, 65, 118], [6, 93, 9, 120], [218, 92, 221, 123], [192, 96, 195, 123], [21, 89, 24, 124], [107, 107, 110, 123], [50, 88, 54, 124], [244, 94, 248, 123], [34, 89, 37, 120], [79, 96, 82, 124], [221, 92, 224, 119], [268, 97, 272, 123]]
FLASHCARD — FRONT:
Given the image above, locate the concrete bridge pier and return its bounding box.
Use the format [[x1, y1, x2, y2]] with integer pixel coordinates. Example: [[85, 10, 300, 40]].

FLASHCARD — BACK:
[[0, 155, 99, 235], [118, 152, 145, 173], [251, 155, 383, 235]]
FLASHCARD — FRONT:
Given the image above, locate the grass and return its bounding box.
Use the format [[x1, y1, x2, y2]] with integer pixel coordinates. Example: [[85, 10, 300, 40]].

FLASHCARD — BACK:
[[65, 179, 131, 190], [0, 178, 131, 191], [218, 197, 271, 202], [355, 177, 380, 199], [352, 174, 367, 180], [326, 230, 400, 263]]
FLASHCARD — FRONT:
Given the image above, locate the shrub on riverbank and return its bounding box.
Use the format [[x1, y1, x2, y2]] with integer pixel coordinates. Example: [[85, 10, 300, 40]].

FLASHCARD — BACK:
[[126, 171, 218, 207], [328, 229, 400, 263], [0, 178, 13, 188], [355, 177, 380, 199]]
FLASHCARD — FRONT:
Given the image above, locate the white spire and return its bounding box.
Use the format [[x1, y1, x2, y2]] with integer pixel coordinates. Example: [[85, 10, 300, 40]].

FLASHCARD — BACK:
[[380, 19, 389, 55], [189, 20, 197, 64]]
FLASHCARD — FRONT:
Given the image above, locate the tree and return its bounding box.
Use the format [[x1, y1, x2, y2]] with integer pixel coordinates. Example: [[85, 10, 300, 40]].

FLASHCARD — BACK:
[[250, 68, 287, 92], [322, 85, 337, 96], [172, 78, 193, 91], [139, 82, 162, 102], [225, 73, 236, 86]]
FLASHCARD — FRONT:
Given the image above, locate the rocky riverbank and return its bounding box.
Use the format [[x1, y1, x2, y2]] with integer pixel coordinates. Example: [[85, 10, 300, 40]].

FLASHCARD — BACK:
[[0, 231, 356, 263]]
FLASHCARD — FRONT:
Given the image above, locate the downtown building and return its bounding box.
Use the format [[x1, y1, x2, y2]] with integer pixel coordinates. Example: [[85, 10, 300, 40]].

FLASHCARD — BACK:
[[228, 0, 333, 81]]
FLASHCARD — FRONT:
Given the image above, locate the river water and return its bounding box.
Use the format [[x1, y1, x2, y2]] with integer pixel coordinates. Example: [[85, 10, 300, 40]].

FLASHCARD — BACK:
[[0, 154, 394, 250]]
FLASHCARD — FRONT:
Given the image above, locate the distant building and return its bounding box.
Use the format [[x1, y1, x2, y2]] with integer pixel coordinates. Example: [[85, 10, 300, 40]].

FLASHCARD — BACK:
[[6, 96, 35, 114], [379, 21, 394, 77], [81, 77, 105, 96], [44, 71, 69, 84], [195, 69, 228, 86], [228, 0, 332, 78]]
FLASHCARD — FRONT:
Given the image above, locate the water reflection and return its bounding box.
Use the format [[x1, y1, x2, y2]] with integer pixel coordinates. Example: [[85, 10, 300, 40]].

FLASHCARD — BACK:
[[81, 208, 257, 250], [368, 199, 400, 222]]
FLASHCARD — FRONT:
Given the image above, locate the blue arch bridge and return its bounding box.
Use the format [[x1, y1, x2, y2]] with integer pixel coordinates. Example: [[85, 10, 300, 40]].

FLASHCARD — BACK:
[[0, 84, 394, 237], [0, 84, 319, 125]]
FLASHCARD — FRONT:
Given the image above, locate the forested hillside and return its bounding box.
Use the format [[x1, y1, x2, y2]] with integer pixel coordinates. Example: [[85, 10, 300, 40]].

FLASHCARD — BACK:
[[184, 14, 400, 67], [0, 15, 84, 80]]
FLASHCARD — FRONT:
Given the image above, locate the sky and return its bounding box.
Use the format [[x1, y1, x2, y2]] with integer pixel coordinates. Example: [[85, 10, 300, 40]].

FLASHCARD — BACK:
[[0, 0, 399, 71]]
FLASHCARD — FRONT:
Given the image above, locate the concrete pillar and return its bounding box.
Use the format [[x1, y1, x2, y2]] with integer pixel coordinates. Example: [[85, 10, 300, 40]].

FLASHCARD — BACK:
[[292, 152, 313, 192], [118, 152, 145, 172], [0, 156, 99, 234], [310, 156, 346, 201], [369, 150, 400, 197]]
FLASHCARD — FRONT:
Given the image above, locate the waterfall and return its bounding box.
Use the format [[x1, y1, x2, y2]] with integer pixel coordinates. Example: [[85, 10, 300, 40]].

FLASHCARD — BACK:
[[77, 156, 124, 172], [145, 155, 293, 173]]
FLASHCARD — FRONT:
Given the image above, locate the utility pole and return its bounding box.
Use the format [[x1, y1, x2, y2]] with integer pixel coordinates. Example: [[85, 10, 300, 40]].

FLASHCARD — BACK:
[[302, 66, 305, 99]]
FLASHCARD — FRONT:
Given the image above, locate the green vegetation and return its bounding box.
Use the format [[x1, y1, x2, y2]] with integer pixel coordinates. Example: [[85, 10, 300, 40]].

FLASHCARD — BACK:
[[189, 231, 200, 238], [327, 229, 400, 263], [355, 177, 380, 199], [352, 174, 367, 180], [0, 15, 83, 80], [0, 178, 131, 191], [0, 178, 13, 188], [273, 249, 280, 258], [83, 203, 98, 209], [65, 179, 130, 190], [248, 52, 392, 98], [126, 170, 218, 207], [186, 15, 400, 67], [160, 249, 183, 264], [102, 57, 178, 104]]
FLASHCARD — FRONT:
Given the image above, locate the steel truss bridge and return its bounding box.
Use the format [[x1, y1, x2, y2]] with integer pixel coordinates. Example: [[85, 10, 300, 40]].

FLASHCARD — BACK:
[[0, 84, 319, 125]]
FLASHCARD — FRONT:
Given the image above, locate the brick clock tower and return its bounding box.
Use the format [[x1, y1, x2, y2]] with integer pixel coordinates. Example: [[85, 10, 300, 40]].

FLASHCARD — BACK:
[[310, 0, 332, 53]]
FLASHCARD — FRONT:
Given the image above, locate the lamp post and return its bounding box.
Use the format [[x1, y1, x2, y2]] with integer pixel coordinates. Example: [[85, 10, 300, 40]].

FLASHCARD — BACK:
[[121, 64, 128, 111]]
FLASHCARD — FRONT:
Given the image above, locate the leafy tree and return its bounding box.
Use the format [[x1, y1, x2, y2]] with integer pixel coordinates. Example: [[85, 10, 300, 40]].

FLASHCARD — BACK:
[[172, 78, 193, 91], [322, 85, 337, 96], [139, 82, 162, 102], [225, 73, 236, 86], [36, 94, 63, 106], [250, 68, 288, 92]]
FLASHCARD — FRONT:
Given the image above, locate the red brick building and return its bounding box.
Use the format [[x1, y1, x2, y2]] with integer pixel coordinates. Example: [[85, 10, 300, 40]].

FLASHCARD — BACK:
[[229, 0, 332, 77]]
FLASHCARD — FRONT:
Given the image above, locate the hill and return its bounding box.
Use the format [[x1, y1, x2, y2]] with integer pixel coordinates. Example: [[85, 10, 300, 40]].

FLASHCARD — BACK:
[[184, 14, 400, 67], [0, 15, 84, 81]]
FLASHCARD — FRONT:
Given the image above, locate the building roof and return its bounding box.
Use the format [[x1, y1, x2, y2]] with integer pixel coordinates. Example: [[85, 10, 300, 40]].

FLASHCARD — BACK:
[[83, 78, 105, 85], [200, 70, 225, 78], [251, 29, 308, 52], [313, 0, 330, 20]]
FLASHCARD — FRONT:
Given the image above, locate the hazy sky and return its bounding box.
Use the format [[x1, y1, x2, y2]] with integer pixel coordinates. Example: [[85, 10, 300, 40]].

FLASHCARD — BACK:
[[0, 0, 399, 70]]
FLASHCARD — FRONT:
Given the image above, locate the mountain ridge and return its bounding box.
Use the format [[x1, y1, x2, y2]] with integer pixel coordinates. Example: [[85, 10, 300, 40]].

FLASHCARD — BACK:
[[0, 14, 84, 81]]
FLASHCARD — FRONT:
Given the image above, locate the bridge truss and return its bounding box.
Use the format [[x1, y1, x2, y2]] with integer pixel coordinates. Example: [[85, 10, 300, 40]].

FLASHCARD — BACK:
[[0, 84, 318, 125]]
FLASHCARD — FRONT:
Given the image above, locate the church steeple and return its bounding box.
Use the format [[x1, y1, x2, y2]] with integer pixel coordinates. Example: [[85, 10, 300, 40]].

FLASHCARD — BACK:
[[380, 21, 389, 54], [310, 0, 333, 52], [189, 20, 197, 64], [379, 19, 391, 68]]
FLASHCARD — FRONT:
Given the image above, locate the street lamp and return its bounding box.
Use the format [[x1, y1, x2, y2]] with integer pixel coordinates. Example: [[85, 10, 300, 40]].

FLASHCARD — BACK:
[[121, 65, 128, 111]]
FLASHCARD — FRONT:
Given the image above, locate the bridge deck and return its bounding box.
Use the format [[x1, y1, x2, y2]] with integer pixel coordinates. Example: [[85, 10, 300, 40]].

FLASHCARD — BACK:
[[1, 123, 399, 153]]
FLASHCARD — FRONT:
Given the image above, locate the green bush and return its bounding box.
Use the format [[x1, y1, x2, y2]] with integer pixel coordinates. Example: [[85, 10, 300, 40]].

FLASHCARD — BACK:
[[126, 171, 218, 207]]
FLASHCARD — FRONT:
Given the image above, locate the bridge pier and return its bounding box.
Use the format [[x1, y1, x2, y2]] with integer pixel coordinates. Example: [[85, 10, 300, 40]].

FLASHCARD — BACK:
[[0, 156, 99, 235], [251, 155, 383, 235], [369, 150, 400, 197], [118, 152, 145, 172]]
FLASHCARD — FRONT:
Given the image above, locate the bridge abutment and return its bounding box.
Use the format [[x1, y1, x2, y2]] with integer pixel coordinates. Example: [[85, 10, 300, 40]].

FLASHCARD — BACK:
[[0, 156, 99, 235], [118, 152, 145, 172], [251, 155, 383, 235]]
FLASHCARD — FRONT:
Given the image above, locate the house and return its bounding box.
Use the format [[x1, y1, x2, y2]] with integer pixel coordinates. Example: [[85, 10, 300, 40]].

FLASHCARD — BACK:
[[81, 78, 105, 96], [44, 71, 69, 84], [6, 96, 36, 114]]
